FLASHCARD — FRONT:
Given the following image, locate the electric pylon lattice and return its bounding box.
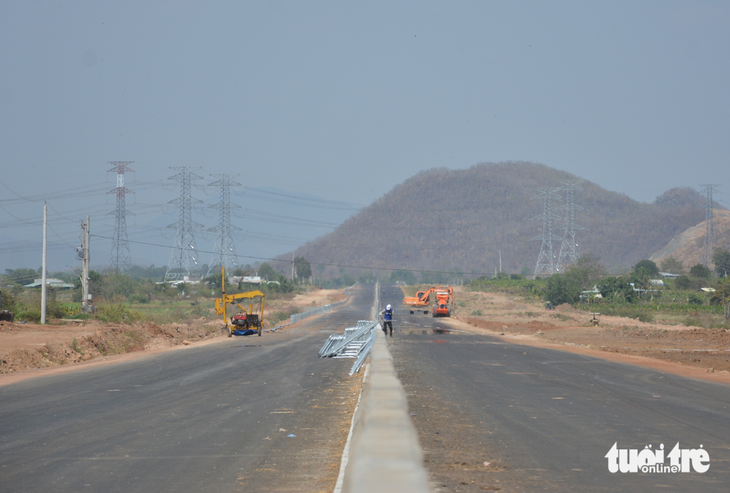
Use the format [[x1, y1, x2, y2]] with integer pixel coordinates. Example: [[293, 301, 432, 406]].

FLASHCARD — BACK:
[[556, 180, 585, 272], [165, 167, 204, 282], [701, 184, 720, 269], [532, 188, 563, 277], [107, 161, 134, 273], [205, 174, 242, 278]]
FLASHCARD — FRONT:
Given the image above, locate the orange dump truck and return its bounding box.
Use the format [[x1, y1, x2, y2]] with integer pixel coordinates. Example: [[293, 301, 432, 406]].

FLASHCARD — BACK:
[[432, 286, 454, 317]]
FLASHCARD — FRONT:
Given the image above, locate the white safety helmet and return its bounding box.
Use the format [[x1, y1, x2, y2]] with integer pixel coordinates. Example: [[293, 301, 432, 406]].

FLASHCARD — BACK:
[[386, 304, 392, 310]]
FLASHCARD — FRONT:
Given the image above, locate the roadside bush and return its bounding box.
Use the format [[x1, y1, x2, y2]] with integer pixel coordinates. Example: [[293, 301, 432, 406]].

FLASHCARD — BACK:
[[14, 290, 67, 322], [95, 304, 144, 324], [0, 290, 19, 313], [129, 293, 149, 304], [468, 277, 544, 299], [687, 293, 705, 306], [544, 274, 580, 306], [675, 276, 691, 290]]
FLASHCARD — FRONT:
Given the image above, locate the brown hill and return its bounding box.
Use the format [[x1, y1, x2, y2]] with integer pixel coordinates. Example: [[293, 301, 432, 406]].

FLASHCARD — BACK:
[[650, 209, 730, 268], [284, 162, 708, 279]]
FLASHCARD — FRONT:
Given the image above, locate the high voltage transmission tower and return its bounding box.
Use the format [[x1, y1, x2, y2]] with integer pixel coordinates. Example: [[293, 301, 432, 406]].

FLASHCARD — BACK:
[[206, 174, 242, 278], [532, 188, 563, 277], [165, 167, 204, 282], [107, 161, 134, 273], [700, 184, 720, 269], [556, 180, 585, 272]]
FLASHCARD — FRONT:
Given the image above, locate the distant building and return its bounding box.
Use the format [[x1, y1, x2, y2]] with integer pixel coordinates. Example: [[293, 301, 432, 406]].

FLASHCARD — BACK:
[[230, 276, 262, 285], [580, 285, 603, 301], [24, 278, 74, 289], [659, 272, 681, 279]]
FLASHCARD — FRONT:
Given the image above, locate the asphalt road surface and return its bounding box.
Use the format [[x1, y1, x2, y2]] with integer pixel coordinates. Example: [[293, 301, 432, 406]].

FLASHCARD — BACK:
[[383, 285, 730, 492], [0, 285, 374, 493]]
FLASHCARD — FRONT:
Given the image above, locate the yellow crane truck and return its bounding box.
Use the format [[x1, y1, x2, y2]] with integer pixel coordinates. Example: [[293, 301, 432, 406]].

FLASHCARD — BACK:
[[214, 267, 265, 337]]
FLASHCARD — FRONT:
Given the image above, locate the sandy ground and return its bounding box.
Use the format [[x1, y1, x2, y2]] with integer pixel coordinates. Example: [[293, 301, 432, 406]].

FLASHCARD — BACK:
[[450, 287, 730, 385], [0, 287, 346, 384]]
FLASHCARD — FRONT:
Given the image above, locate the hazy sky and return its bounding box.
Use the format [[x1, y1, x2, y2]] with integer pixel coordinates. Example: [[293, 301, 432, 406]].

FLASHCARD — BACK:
[[1, 1, 729, 273]]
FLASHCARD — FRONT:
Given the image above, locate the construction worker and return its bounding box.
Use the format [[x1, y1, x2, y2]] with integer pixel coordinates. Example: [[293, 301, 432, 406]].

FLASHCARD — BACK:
[[381, 304, 394, 337]]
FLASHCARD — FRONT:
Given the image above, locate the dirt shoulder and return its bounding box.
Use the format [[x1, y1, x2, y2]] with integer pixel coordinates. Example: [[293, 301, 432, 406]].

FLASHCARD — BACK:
[[450, 287, 730, 385], [0, 287, 345, 382]]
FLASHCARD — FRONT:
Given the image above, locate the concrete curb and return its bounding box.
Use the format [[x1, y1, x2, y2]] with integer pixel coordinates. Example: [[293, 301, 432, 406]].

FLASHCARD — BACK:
[[342, 325, 431, 493]]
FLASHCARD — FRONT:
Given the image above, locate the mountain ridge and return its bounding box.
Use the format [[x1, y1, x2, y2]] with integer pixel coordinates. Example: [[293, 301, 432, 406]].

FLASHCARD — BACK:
[[282, 162, 710, 278]]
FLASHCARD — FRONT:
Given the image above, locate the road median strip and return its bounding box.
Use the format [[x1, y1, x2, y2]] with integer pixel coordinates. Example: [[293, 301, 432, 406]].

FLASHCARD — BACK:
[[341, 326, 430, 493]]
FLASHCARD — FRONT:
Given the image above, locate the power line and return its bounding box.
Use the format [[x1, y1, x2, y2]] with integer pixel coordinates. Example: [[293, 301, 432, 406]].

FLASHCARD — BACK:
[[90, 234, 497, 277]]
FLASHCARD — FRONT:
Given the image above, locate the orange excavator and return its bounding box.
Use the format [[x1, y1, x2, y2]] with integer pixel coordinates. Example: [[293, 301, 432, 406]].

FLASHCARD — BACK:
[[403, 285, 454, 315], [403, 287, 436, 314], [432, 286, 454, 317]]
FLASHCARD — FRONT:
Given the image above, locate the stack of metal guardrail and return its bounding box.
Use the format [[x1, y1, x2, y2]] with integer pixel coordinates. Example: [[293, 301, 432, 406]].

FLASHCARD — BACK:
[[318, 320, 378, 375]]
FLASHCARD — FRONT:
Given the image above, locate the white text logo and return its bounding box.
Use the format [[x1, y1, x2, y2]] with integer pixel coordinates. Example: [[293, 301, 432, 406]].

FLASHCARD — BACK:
[[605, 442, 710, 474]]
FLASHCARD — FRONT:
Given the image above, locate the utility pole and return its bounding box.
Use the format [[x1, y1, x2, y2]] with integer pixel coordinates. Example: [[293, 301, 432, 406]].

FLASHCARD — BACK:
[[41, 203, 47, 324], [78, 215, 91, 313], [700, 184, 720, 269]]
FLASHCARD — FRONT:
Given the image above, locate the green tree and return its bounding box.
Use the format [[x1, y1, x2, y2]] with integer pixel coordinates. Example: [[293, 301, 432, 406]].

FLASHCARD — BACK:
[[633, 259, 659, 278], [258, 263, 278, 281], [293, 257, 312, 279], [204, 271, 224, 290], [689, 263, 712, 279], [659, 257, 685, 275], [544, 274, 581, 306], [713, 248, 730, 278], [4, 268, 39, 286], [687, 293, 704, 305], [565, 254, 607, 289], [599, 276, 636, 303], [710, 282, 730, 319]]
